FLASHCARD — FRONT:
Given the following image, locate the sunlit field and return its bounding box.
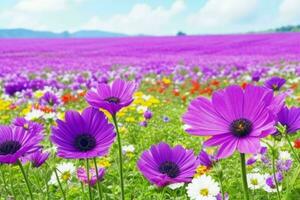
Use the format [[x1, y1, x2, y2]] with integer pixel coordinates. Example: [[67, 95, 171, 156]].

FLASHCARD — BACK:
[[1, 33, 300, 200]]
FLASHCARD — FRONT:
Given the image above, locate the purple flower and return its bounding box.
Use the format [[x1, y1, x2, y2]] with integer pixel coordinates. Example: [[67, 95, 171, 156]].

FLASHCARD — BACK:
[[277, 106, 300, 134], [13, 117, 43, 135], [144, 110, 153, 120], [77, 167, 105, 186], [198, 150, 215, 168], [51, 107, 116, 159], [39, 91, 59, 106], [247, 146, 269, 165], [137, 142, 197, 187], [251, 71, 261, 82], [85, 79, 137, 115], [183, 85, 278, 159], [277, 159, 292, 172], [264, 76, 286, 91], [266, 172, 283, 189], [163, 116, 170, 123], [0, 126, 43, 164], [216, 192, 229, 200], [139, 121, 148, 127], [28, 150, 50, 168]]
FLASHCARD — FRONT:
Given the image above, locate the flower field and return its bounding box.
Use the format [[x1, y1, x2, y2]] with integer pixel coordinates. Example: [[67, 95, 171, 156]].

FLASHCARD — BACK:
[[1, 33, 300, 200]]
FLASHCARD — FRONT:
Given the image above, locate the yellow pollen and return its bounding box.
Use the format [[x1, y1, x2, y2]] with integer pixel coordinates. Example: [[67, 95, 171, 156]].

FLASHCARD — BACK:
[[250, 178, 258, 185], [200, 188, 209, 196], [23, 123, 29, 130], [61, 171, 71, 181]]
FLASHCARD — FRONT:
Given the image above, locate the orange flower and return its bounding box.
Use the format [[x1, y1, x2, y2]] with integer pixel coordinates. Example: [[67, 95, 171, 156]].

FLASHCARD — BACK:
[[172, 89, 180, 96]]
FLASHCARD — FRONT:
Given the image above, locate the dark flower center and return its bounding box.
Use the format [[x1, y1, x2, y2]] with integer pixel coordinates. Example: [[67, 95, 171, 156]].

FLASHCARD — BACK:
[[158, 161, 180, 178], [272, 84, 279, 91], [0, 141, 21, 155], [105, 97, 120, 104], [74, 134, 96, 152], [230, 118, 253, 137]]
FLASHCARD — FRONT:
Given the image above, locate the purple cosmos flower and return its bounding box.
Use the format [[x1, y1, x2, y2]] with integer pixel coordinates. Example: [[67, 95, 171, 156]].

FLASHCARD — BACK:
[[198, 150, 215, 168], [28, 150, 50, 168], [264, 76, 286, 91], [13, 117, 43, 135], [77, 167, 105, 186], [0, 126, 43, 164], [137, 142, 197, 187], [277, 106, 300, 134], [251, 71, 261, 82], [85, 79, 137, 115], [183, 85, 278, 159], [144, 110, 153, 120], [51, 107, 116, 159], [39, 91, 59, 106]]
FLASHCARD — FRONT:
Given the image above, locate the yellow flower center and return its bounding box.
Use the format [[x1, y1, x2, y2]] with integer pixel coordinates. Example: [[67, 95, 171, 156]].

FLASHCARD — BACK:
[[250, 178, 258, 185], [61, 171, 71, 181], [200, 188, 209, 196]]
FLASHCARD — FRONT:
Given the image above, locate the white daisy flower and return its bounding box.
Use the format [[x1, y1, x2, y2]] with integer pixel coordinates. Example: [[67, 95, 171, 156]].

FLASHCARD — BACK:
[[122, 145, 135, 154], [187, 175, 220, 200], [25, 109, 44, 121], [49, 163, 76, 185], [247, 173, 265, 190], [168, 182, 185, 190], [279, 151, 291, 161]]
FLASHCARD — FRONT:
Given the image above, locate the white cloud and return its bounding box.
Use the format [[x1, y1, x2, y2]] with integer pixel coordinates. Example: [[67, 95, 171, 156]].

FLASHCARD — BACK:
[[14, 0, 68, 12], [187, 0, 258, 33], [82, 0, 185, 35], [278, 0, 300, 24]]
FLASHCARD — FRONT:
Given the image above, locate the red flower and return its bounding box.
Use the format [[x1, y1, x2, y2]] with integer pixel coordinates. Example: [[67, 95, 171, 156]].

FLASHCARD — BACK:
[[294, 138, 300, 149]]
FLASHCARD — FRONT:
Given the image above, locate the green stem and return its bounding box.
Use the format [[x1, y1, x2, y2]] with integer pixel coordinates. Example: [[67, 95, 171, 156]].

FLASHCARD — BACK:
[[17, 160, 34, 200], [42, 171, 50, 200], [218, 174, 225, 200], [93, 158, 103, 200], [86, 159, 92, 200], [112, 114, 125, 200], [285, 134, 300, 164], [271, 149, 281, 200], [54, 168, 66, 200], [240, 153, 249, 200]]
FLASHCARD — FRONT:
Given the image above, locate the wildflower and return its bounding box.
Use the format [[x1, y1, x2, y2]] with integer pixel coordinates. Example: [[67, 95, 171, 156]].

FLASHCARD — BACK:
[[264, 76, 286, 91], [144, 110, 153, 120], [276, 106, 300, 134], [28, 150, 50, 168], [77, 167, 105, 186], [49, 163, 76, 184], [247, 173, 265, 190], [186, 175, 220, 200], [137, 142, 197, 187], [51, 107, 116, 159], [0, 125, 43, 164], [183, 85, 278, 158], [85, 79, 137, 115]]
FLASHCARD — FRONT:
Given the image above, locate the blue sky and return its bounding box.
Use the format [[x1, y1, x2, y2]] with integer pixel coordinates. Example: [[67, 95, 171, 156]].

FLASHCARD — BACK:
[[0, 0, 299, 35]]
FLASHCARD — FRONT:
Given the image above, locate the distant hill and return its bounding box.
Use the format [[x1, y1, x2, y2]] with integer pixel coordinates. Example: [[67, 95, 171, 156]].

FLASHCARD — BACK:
[[0, 28, 127, 38], [271, 25, 300, 32]]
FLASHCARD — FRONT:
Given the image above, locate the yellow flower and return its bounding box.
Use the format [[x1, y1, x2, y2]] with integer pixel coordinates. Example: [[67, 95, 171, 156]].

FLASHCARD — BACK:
[[119, 127, 128, 134], [57, 112, 65, 120], [125, 117, 135, 122], [20, 105, 32, 116], [97, 158, 111, 168], [162, 77, 171, 84], [194, 165, 209, 177], [0, 99, 11, 111], [34, 90, 44, 99]]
